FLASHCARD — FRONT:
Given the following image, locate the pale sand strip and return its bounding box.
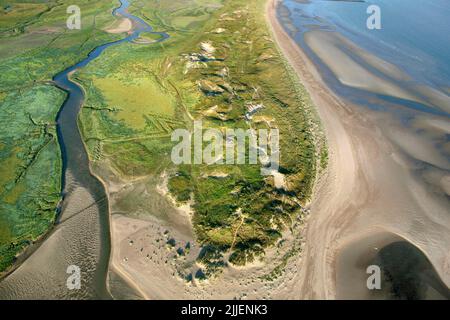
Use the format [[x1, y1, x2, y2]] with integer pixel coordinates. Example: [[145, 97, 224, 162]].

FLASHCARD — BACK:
[[266, 0, 450, 299], [105, 18, 132, 34]]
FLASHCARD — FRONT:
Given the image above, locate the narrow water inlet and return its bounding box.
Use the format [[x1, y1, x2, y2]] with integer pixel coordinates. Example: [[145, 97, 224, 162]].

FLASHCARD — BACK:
[[0, 0, 169, 299]]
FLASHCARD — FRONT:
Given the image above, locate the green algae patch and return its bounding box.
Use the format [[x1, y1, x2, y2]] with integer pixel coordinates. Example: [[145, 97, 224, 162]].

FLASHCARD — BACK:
[[0, 86, 64, 272], [0, 0, 126, 273]]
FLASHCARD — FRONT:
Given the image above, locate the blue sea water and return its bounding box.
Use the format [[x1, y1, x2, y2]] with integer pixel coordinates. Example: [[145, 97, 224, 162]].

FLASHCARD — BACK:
[[282, 0, 450, 95]]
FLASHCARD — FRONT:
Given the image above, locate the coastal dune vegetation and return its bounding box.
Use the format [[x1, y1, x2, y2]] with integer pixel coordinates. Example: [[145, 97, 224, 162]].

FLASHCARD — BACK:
[[77, 0, 325, 280]]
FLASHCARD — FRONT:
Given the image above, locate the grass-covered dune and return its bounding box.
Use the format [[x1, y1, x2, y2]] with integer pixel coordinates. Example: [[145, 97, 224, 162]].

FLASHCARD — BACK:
[[77, 0, 326, 278], [0, 0, 123, 274]]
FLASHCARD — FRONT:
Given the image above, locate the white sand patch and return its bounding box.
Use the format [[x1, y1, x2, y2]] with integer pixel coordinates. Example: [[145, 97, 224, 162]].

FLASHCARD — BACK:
[[211, 28, 226, 34], [200, 41, 216, 54], [105, 18, 132, 34]]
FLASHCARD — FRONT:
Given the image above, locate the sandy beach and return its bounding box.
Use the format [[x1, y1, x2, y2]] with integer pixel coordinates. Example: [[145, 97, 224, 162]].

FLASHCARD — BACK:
[[266, 0, 450, 299], [106, 173, 309, 299]]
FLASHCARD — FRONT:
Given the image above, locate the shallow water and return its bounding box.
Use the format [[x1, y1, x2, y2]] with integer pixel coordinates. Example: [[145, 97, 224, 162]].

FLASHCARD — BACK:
[[278, 0, 450, 206], [278, 0, 450, 299], [282, 0, 450, 90]]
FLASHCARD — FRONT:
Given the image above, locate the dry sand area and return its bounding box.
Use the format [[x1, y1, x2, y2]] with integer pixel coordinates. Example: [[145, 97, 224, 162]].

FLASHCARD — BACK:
[[106, 171, 308, 300], [105, 18, 132, 34]]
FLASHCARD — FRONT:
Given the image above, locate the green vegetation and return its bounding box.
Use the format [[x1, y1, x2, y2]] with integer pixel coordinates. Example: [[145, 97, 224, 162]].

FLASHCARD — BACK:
[[134, 31, 164, 44], [260, 245, 301, 281], [168, 166, 194, 202], [0, 0, 326, 277], [77, 0, 326, 278], [0, 0, 122, 273], [0, 86, 63, 271]]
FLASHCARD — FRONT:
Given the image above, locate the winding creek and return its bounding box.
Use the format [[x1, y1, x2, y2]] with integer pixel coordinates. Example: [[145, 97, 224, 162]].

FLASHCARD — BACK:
[[0, 0, 169, 299]]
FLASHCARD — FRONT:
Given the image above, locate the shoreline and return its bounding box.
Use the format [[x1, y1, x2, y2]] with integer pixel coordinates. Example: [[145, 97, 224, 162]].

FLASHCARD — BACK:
[[266, 0, 355, 298], [108, 0, 450, 299], [266, 0, 450, 299]]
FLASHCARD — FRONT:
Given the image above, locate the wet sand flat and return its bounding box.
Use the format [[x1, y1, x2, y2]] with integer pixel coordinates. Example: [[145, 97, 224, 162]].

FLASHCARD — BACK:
[[266, 0, 450, 299], [0, 183, 110, 299]]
